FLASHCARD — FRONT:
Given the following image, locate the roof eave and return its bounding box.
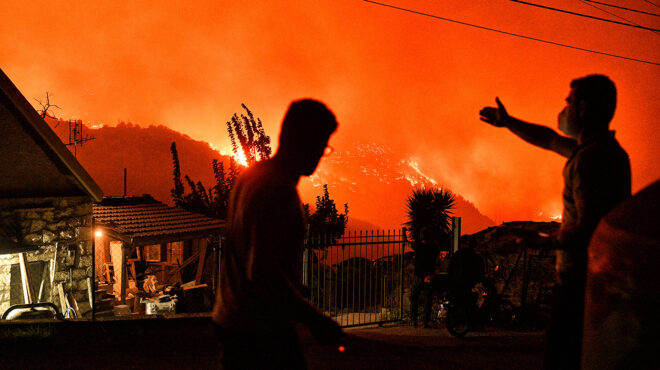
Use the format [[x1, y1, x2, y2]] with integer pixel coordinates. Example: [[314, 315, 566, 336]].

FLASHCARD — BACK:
[[0, 69, 103, 202]]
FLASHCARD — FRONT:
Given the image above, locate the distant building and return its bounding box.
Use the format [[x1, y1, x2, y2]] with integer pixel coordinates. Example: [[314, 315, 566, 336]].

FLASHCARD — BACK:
[[93, 194, 223, 313]]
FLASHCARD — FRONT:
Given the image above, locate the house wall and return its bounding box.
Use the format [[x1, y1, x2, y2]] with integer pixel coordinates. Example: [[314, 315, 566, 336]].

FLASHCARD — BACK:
[[94, 236, 110, 282], [0, 196, 94, 316]]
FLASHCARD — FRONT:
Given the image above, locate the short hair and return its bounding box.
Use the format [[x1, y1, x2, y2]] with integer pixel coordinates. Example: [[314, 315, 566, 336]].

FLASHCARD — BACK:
[[570, 74, 617, 128], [279, 99, 338, 149]]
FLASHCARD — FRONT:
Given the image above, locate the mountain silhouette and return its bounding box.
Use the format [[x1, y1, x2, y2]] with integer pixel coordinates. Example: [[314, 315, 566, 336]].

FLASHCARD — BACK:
[[47, 119, 494, 233], [47, 118, 221, 205]]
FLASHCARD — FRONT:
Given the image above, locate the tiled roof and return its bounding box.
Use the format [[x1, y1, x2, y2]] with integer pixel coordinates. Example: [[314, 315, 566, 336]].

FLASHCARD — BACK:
[[93, 198, 223, 245]]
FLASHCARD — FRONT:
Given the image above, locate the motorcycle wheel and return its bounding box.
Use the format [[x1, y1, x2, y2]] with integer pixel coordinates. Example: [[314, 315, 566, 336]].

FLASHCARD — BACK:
[[492, 300, 515, 328], [446, 307, 469, 337]]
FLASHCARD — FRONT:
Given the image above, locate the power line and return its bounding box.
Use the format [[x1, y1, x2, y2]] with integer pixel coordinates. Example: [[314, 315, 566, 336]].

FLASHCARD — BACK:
[[362, 1, 660, 66], [510, 0, 660, 32], [580, 0, 660, 35], [642, 0, 660, 9], [583, 0, 660, 17]]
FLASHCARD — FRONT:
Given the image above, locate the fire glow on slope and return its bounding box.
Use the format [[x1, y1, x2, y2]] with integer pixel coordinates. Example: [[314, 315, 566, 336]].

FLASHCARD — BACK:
[[299, 141, 497, 232], [403, 159, 438, 187], [212, 143, 248, 167]]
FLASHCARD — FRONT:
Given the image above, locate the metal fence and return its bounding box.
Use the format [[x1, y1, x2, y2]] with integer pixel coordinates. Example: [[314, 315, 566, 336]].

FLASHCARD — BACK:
[[303, 229, 408, 328]]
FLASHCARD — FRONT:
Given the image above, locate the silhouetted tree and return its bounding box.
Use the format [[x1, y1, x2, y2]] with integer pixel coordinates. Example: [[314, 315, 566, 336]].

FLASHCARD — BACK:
[[404, 187, 455, 244], [170, 142, 217, 216], [226, 104, 272, 166], [34, 91, 60, 122], [172, 104, 346, 225], [170, 142, 186, 205], [209, 157, 240, 219], [303, 184, 348, 249]]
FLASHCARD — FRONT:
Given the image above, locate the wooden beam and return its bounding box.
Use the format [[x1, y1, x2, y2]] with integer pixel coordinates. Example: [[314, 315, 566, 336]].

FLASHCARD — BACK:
[[87, 277, 94, 309], [120, 244, 128, 304], [37, 263, 49, 303], [194, 240, 208, 285], [165, 250, 200, 283], [57, 283, 68, 313], [18, 252, 33, 304]]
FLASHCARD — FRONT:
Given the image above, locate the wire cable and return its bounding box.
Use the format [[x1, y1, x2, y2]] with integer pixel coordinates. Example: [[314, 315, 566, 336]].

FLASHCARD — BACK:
[[362, 0, 660, 66], [510, 0, 660, 32], [579, 0, 660, 35], [642, 0, 660, 9], [583, 0, 660, 17]]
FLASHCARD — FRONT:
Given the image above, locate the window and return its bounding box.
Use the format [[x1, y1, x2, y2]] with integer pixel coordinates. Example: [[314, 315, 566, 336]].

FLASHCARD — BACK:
[[167, 241, 183, 264], [145, 244, 162, 262]]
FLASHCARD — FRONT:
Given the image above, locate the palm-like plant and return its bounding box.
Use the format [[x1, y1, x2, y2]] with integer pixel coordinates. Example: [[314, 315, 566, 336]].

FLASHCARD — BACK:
[[404, 187, 456, 243]]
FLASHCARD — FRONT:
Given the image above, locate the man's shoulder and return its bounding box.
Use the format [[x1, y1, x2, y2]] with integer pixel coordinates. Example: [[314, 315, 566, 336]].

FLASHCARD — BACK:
[[576, 133, 629, 166], [237, 161, 294, 191], [237, 169, 298, 214]]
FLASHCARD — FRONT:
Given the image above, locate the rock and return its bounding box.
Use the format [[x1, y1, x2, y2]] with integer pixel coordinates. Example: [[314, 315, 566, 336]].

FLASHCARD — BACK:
[[78, 227, 91, 238], [75, 279, 90, 291], [26, 211, 40, 220], [74, 291, 87, 303], [79, 256, 93, 267], [59, 229, 75, 240], [30, 220, 47, 233], [48, 220, 67, 232], [54, 271, 69, 283], [43, 230, 57, 243], [74, 204, 92, 216], [66, 218, 82, 228], [72, 268, 88, 280], [43, 211, 55, 222], [24, 233, 42, 244], [56, 208, 73, 218]]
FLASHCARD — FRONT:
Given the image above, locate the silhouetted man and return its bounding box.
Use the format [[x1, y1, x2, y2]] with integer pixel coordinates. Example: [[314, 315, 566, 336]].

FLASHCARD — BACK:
[[212, 99, 343, 369], [480, 74, 631, 370], [448, 239, 484, 316], [409, 227, 440, 328]]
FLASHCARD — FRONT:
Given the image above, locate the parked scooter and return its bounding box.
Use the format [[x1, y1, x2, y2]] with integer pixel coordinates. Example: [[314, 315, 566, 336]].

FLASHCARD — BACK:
[[445, 269, 515, 337]]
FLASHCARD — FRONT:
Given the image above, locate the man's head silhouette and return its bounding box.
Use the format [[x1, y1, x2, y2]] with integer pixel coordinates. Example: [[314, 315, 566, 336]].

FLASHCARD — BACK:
[[277, 99, 338, 176], [558, 74, 616, 139]]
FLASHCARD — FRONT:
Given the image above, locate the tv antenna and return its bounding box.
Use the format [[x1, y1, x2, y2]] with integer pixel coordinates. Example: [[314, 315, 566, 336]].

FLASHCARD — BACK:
[[66, 119, 94, 157]]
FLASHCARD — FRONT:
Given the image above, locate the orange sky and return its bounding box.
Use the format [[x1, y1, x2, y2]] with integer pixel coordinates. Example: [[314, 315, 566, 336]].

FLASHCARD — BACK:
[[1, 0, 659, 225]]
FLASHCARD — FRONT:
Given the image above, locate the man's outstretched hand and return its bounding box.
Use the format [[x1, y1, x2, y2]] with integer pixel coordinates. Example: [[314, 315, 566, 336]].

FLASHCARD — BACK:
[[480, 97, 510, 127]]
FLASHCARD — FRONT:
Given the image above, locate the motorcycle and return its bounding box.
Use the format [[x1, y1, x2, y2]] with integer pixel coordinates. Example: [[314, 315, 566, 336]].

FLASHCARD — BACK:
[[444, 272, 515, 337]]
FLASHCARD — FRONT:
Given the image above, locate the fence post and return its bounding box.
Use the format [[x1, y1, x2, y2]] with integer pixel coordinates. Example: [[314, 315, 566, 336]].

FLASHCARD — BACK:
[[217, 236, 223, 283], [302, 224, 310, 289], [400, 227, 406, 321], [451, 217, 461, 256]]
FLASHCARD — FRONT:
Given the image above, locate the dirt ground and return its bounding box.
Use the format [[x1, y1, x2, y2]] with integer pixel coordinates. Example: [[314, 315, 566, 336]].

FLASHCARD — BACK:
[[0, 317, 545, 369]]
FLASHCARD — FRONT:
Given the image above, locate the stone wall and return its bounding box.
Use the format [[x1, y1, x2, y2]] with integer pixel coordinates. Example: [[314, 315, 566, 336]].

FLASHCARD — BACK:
[[0, 196, 94, 316]]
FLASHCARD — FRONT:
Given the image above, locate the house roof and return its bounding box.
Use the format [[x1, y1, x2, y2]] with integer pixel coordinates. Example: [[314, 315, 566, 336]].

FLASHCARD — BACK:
[[93, 195, 224, 246], [0, 68, 103, 201]]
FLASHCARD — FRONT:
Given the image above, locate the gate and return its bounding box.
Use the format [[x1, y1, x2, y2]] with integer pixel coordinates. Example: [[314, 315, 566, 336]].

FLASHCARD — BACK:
[[303, 229, 408, 327]]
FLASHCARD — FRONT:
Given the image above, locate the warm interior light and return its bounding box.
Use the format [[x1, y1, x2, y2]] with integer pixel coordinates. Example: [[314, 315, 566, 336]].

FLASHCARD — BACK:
[[95, 230, 103, 237]]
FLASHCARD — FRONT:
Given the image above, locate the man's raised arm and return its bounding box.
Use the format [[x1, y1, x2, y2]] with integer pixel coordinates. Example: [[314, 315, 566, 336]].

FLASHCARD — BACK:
[[480, 97, 576, 158]]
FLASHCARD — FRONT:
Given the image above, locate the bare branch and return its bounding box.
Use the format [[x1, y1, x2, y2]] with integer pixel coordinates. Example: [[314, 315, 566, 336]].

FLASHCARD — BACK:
[[34, 91, 61, 123]]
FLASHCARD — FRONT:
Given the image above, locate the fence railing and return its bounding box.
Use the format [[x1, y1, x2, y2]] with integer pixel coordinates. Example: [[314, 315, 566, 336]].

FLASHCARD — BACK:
[[303, 228, 408, 328]]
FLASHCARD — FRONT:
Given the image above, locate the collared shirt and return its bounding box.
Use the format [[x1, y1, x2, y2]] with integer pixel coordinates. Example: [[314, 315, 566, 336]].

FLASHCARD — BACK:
[[558, 131, 631, 276]]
